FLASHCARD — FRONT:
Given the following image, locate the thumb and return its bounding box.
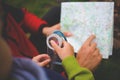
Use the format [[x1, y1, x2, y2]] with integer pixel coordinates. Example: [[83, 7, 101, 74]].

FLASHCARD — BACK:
[[53, 24, 60, 30], [50, 40, 60, 54], [39, 59, 51, 67]]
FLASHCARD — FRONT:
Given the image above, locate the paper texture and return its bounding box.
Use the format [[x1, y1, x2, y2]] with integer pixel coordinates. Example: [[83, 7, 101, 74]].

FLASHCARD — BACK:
[[61, 2, 114, 59]]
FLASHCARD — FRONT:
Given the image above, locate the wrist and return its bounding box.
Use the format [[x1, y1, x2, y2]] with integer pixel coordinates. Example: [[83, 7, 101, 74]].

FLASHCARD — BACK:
[[42, 27, 49, 36], [39, 24, 48, 36]]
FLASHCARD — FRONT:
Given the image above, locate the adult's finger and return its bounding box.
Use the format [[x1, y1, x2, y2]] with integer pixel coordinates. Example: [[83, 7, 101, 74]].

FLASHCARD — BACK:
[[92, 48, 101, 58], [90, 42, 97, 52], [83, 35, 96, 46]]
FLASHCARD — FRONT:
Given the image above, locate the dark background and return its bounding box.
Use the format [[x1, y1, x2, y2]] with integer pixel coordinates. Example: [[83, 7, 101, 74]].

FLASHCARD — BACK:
[[4, 0, 87, 17]]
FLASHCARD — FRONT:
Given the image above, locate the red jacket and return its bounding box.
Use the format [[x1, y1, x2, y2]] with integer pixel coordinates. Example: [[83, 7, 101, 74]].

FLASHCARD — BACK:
[[3, 4, 47, 58]]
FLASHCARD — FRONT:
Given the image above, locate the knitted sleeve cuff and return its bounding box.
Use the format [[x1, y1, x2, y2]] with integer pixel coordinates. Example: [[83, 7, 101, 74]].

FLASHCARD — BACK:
[[38, 24, 48, 38]]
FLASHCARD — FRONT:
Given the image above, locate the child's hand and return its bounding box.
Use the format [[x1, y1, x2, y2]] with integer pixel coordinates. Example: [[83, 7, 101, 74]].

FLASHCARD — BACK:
[[50, 40, 74, 60], [32, 54, 51, 67]]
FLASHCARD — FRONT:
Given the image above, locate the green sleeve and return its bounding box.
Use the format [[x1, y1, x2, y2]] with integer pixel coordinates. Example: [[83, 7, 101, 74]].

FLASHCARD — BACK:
[[62, 56, 94, 80]]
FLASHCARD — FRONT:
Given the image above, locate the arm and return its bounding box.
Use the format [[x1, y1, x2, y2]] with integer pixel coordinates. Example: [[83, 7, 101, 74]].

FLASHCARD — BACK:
[[50, 39, 95, 80], [22, 9, 72, 36], [62, 56, 94, 80], [22, 8, 47, 34]]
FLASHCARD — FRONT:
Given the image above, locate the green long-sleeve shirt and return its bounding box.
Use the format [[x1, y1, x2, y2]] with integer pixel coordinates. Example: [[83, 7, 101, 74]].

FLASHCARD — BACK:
[[62, 56, 94, 80]]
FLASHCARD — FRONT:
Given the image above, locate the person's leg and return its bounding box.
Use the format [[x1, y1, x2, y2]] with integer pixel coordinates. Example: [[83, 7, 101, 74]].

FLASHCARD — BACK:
[[30, 6, 61, 53]]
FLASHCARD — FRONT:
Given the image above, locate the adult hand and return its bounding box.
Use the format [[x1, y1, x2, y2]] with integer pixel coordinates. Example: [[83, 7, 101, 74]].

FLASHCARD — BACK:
[[50, 40, 74, 60], [76, 35, 102, 71], [42, 23, 72, 37], [32, 54, 51, 67]]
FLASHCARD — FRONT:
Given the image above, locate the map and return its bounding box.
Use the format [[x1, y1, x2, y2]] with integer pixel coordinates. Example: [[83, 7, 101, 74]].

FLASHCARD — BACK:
[[61, 2, 114, 59]]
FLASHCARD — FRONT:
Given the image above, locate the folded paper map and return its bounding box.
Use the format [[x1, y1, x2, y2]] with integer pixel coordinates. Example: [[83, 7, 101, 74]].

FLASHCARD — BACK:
[[61, 2, 114, 59]]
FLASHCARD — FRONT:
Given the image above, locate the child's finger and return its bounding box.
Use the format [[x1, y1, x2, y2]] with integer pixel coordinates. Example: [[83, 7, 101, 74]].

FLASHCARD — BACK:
[[50, 40, 61, 53], [39, 59, 51, 67]]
